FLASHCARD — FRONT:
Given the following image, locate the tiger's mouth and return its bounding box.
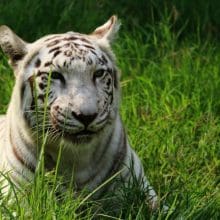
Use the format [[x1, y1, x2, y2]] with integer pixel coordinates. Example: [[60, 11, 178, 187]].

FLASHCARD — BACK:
[[65, 129, 95, 138], [50, 113, 104, 143], [61, 129, 96, 143]]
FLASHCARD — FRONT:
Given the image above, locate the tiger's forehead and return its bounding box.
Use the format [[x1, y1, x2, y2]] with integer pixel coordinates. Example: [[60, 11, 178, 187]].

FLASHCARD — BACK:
[[44, 32, 93, 46], [43, 32, 99, 56], [23, 32, 111, 74]]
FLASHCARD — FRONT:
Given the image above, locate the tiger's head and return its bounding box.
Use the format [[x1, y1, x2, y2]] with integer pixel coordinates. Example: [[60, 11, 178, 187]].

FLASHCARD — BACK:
[[0, 16, 121, 144]]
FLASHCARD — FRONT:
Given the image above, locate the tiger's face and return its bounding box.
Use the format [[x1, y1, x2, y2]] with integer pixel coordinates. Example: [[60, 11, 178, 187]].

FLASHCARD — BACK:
[[23, 33, 119, 143], [0, 16, 120, 144]]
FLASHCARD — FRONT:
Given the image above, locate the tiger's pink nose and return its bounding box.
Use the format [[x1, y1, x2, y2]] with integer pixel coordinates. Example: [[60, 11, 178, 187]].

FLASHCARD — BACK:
[[72, 111, 97, 127]]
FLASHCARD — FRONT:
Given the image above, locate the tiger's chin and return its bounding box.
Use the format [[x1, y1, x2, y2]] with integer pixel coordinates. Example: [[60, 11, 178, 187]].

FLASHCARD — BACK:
[[61, 130, 96, 144], [51, 126, 106, 145]]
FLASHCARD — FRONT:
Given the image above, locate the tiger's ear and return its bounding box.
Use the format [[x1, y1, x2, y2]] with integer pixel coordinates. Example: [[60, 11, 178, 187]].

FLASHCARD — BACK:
[[91, 15, 120, 44], [0, 25, 27, 67]]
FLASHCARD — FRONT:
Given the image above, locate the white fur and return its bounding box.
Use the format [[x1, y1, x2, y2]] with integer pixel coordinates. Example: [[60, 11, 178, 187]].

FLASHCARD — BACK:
[[0, 16, 158, 210]]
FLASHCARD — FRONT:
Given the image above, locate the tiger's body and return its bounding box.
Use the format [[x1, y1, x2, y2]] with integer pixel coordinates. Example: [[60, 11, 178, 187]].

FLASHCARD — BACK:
[[0, 116, 5, 140], [0, 16, 157, 209]]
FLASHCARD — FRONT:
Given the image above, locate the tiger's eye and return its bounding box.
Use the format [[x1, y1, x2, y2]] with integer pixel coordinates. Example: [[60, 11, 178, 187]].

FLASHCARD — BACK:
[[93, 69, 105, 79], [51, 71, 65, 84]]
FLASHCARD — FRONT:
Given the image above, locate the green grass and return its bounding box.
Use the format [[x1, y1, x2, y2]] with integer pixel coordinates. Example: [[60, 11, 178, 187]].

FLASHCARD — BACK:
[[118, 33, 220, 219], [0, 1, 220, 219]]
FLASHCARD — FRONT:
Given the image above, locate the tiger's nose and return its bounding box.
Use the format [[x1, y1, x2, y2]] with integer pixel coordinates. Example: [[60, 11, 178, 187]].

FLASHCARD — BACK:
[[72, 111, 98, 127]]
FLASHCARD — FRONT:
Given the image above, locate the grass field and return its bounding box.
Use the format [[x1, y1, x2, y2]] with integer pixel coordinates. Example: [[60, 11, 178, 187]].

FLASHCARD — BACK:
[[0, 1, 220, 219]]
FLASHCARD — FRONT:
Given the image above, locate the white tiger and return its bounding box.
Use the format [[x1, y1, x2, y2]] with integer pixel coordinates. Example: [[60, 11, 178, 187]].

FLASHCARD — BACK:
[[0, 16, 158, 210]]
